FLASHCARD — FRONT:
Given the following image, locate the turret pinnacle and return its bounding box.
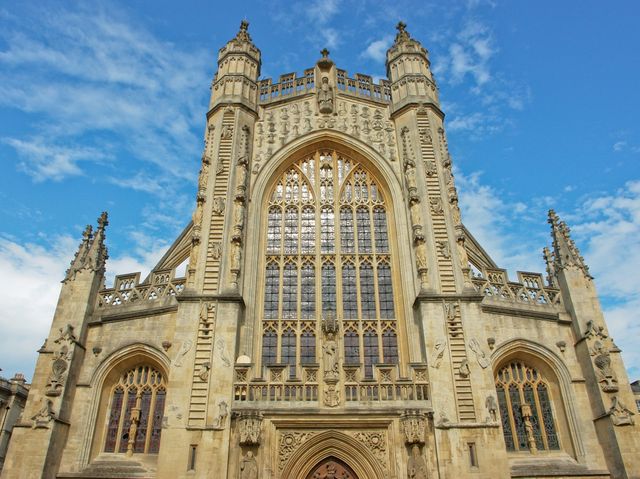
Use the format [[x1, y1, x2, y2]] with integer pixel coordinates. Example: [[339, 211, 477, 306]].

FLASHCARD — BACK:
[[64, 212, 109, 282], [235, 19, 252, 43], [547, 209, 592, 279]]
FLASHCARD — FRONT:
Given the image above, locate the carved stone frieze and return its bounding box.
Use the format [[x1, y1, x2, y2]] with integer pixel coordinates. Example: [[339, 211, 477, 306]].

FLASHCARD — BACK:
[[350, 431, 388, 469], [252, 99, 397, 175], [278, 431, 316, 471]]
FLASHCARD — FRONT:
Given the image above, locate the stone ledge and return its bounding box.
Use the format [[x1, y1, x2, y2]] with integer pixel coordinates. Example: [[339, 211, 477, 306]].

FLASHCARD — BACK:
[[510, 457, 610, 478]]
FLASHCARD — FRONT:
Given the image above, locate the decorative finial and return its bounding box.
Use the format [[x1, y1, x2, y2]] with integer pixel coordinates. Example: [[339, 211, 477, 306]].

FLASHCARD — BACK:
[[547, 209, 592, 280], [97, 211, 108, 230], [235, 20, 252, 43], [394, 21, 411, 44], [320, 48, 330, 58]]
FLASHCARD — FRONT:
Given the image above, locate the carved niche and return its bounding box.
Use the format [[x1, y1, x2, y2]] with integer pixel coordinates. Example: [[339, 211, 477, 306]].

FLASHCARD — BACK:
[[238, 411, 263, 445]]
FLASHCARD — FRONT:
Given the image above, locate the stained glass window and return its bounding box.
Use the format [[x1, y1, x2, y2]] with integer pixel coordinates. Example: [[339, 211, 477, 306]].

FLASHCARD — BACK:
[[260, 150, 400, 380], [495, 361, 561, 452], [104, 366, 166, 454]]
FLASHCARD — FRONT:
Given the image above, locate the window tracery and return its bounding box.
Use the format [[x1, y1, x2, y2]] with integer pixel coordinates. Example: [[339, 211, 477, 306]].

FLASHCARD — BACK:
[[104, 365, 166, 455], [495, 361, 560, 452], [260, 150, 400, 380]]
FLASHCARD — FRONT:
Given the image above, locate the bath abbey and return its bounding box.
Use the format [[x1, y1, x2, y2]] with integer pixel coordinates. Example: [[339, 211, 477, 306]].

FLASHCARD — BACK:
[[3, 21, 639, 479]]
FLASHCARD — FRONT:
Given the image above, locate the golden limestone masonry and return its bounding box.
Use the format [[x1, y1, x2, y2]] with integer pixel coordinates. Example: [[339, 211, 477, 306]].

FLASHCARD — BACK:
[[3, 21, 639, 479]]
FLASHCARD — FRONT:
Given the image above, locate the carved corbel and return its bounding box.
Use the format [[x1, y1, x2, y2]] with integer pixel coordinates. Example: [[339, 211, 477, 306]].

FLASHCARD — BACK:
[[401, 410, 428, 445], [237, 411, 263, 445]]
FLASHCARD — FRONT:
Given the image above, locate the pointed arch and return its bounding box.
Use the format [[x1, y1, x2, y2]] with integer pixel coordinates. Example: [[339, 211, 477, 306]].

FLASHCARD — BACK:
[[281, 430, 385, 479], [491, 338, 586, 461]]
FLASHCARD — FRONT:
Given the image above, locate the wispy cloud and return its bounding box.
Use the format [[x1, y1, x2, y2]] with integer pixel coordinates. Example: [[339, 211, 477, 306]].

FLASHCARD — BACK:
[[361, 35, 394, 63], [0, 5, 210, 187], [3, 137, 111, 182]]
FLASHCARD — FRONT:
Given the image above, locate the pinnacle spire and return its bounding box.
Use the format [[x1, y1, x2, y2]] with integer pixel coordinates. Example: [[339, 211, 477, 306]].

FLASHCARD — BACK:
[[63, 212, 109, 282], [548, 209, 591, 279]]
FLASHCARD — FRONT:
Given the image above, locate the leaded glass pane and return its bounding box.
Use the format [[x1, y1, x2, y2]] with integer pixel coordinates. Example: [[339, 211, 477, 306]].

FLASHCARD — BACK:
[[360, 263, 376, 318], [300, 206, 315, 253], [382, 329, 398, 363], [373, 207, 389, 252], [300, 264, 315, 319], [281, 330, 297, 378], [342, 263, 357, 319], [320, 207, 334, 253], [377, 263, 394, 318], [104, 388, 123, 452], [301, 331, 316, 364], [262, 331, 277, 365], [497, 385, 515, 451], [340, 207, 355, 253], [537, 384, 560, 450], [149, 389, 165, 454], [322, 263, 336, 316], [284, 207, 298, 254], [356, 207, 372, 253], [509, 384, 528, 450], [363, 330, 379, 378], [344, 331, 360, 364], [267, 207, 282, 253], [282, 263, 298, 319], [264, 263, 279, 319]]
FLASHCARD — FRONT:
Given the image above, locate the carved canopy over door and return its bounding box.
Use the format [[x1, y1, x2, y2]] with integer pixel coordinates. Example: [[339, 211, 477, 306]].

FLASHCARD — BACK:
[[306, 457, 358, 479]]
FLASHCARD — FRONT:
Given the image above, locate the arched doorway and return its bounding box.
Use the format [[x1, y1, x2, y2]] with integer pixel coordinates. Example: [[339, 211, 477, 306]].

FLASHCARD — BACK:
[[306, 457, 358, 479]]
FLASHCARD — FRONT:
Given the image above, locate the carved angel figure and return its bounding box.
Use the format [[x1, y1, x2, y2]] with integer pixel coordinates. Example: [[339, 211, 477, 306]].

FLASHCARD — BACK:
[[407, 445, 428, 479]]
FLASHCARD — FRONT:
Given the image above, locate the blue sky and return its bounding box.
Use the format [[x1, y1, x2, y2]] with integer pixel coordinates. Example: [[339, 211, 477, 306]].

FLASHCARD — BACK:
[[0, 1, 639, 382]]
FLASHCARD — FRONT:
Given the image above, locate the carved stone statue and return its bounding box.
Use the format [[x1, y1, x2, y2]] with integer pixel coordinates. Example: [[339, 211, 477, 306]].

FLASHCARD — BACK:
[[317, 76, 334, 114], [239, 451, 258, 479], [323, 332, 339, 379], [407, 445, 428, 479], [592, 341, 619, 392], [486, 395, 498, 422], [214, 400, 228, 429]]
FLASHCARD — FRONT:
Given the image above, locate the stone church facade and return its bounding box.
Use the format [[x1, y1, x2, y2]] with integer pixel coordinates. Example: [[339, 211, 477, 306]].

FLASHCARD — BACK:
[[2, 22, 639, 479]]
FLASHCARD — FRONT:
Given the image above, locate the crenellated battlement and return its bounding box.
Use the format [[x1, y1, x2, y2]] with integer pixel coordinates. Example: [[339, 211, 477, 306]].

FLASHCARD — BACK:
[[471, 268, 562, 307], [96, 268, 185, 309], [258, 67, 391, 105]]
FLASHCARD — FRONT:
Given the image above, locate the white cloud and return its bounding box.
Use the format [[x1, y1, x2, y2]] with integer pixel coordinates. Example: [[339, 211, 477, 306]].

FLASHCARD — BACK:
[[0, 226, 168, 380], [613, 141, 627, 152], [4, 137, 110, 182], [307, 0, 340, 24], [362, 35, 394, 63], [0, 6, 209, 188]]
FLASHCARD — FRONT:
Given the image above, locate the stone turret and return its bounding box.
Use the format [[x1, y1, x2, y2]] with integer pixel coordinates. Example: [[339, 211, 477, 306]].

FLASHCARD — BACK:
[[2, 213, 108, 479], [209, 20, 262, 113], [386, 22, 439, 112]]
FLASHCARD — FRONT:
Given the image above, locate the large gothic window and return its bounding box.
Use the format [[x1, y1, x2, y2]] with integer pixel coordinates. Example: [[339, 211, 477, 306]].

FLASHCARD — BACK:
[[261, 150, 399, 378], [495, 361, 560, 452], [104, 365, 166, 454]]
